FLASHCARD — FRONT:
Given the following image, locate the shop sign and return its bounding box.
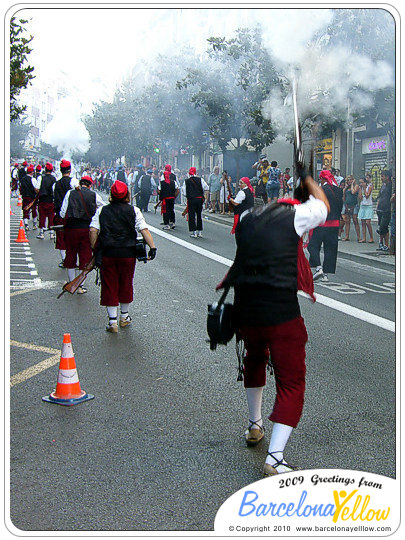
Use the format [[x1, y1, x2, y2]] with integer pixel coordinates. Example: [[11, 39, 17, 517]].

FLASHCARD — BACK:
[[362, 137, 388, 154], [315, 138, 332, 153]]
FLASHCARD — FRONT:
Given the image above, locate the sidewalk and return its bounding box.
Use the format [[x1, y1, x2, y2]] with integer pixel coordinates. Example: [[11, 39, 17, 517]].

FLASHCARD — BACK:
[[177, 204, 395, 272]]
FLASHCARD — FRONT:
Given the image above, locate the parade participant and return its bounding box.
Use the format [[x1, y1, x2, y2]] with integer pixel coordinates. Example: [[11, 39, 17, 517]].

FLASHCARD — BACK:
[[137, 168, 156, 212], [53, 159, 79, 268], [89, 180, 157, 332], [36, 162, 57, 240], [183, 166, 209, 238], [35, 164, 42, 178], [229, 177, 255, 234], [158, 164, 179, 230], [307, 169, 343, 282], [217, 174, 329, 476], [59, 175, 104, 294], [19, 164, 38, 231], [134, 164, 144, 206], [18, 161, 28, 184], [10, 163, 19, 197]]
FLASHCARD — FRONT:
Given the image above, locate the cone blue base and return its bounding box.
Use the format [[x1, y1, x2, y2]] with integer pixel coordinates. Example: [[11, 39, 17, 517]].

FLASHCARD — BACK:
[[42, 392, 94, 406]]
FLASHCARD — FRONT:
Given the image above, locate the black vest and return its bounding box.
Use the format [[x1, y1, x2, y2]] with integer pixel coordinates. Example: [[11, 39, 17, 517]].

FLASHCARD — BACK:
[[323, 184, 343, 221], [54, 176, 72, 215], [185, 176, 204, 199], [159, 174, 177, 199], [66, 187, 97, 228], [19, 175, 36, 198], [139, 174, 153, 194], [234, 187, 254, 216], [99, 203, 137, 257], [39, 173, 56, 203], [117, 169, 126, 182], [225, 204, 300, 290], [18, 168, 26, 181]]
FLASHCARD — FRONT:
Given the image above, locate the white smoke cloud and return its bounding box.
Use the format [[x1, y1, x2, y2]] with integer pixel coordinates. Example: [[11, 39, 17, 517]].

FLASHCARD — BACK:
[[41, 97, 90, 156]]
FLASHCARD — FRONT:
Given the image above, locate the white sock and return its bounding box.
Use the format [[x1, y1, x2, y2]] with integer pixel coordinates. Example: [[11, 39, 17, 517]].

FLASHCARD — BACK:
[[316, 265, 322, 272], [67, 268, 76, 282], [120, 303, 129, 319], [60, 250, 66, 261], [24, 219, 28, 225], [107, 306, 118, 324], [266, 423, 294, 471], [246, 387, 264, 429]]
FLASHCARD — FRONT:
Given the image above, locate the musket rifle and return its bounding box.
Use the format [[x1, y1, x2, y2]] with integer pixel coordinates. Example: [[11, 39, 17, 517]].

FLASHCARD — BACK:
[[57, 256, 95, 299]]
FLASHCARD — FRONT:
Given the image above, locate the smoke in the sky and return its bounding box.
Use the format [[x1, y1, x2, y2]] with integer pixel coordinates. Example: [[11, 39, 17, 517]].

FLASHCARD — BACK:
[[41, 97, 90, 157]]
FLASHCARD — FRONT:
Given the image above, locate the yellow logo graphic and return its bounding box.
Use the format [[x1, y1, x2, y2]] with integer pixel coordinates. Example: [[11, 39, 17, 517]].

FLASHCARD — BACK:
[[333, 490, 390, 523]]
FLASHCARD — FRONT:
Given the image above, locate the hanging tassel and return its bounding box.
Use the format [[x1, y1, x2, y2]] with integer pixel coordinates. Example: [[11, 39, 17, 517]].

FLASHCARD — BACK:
[[236, 336, 245, 382]]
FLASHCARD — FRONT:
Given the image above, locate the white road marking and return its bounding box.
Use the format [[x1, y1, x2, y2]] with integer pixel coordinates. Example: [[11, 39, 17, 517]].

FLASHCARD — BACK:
[[149, 225, 395, 333]]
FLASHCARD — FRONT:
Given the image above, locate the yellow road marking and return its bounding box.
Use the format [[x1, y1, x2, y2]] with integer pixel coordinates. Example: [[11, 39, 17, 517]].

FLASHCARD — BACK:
[[10, 341, 61, 387], [10, 288, 37, 296], [10, 354, 60, 388]]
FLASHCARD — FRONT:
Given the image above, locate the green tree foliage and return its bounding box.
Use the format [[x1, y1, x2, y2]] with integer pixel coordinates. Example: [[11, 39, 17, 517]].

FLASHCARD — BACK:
[[10, 17, 35, 121], [10, 119, 30, 157], [39, 141, 63, 161]]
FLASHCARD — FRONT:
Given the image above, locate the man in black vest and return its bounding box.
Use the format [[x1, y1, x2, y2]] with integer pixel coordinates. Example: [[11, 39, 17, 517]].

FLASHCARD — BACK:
[[59, 175, 104, 293], [218, 175, 329, 477], [137, 168, 157, 212], [19, 164, 38, 231], [183, 166, 209, 238], [10, 163, 19, 197], [308, 170, 343, 282], [229, 177, 255, 235], [158, 164, 180, 230], [36, 162, 56, 240], [89, 180, 157, 332], [53, 159, 79, 268]]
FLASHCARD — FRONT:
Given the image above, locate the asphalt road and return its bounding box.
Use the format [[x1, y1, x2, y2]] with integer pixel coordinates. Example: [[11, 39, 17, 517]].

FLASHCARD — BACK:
[[9, 199, 396, 532]]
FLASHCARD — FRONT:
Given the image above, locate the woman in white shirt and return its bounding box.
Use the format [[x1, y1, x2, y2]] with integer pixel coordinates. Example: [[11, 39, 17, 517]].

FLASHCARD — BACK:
[[358, 176, 374, 243]]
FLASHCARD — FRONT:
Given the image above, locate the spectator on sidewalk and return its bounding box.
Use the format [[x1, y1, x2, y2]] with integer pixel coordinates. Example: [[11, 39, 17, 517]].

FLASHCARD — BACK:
[[342, 176, 361, 241], [252, 157, 269, 204], [208, 166, 221, 213], [266, 161, 282, 203], [389, 174, 395, 255], [376, 170, 392, 252], [219, 171, 232, 214], [358, 176, 374, 243]]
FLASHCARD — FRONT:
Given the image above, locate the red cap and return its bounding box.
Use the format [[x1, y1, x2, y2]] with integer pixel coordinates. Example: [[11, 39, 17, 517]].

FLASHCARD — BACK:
[[14, 163, 18, 167], [111, 180, 128, 199], [60, 159, 71, 169], [22, 161, 28, 166], [81, 175, 93, 184], [189, 167, 197, 176], [27, 164, 34, 173], [45, 162, 53, 171], [36, 165, 42, 171]]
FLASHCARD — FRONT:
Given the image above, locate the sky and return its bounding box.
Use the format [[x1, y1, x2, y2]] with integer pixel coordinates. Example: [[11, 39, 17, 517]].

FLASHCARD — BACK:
[[9, 3, 398, 154]]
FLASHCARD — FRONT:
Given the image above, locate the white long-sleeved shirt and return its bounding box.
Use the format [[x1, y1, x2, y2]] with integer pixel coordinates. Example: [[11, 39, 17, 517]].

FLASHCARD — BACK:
[[181, 177, 209, 196], [60, 188, 105, 219], [90, 204, 148, 232]]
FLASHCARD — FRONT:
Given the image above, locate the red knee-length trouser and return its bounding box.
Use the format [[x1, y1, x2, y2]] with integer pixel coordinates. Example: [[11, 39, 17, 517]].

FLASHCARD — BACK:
[[100, 257, 136, 306], [239, 316, 308, 428]]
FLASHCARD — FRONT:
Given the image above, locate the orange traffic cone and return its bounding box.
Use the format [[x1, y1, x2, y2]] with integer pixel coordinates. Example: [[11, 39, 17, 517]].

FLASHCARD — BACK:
[[42, 334, 94, 406], [10, 207, 14, 215], [14, 220, 29, 243], [17, 195, 22, 207]]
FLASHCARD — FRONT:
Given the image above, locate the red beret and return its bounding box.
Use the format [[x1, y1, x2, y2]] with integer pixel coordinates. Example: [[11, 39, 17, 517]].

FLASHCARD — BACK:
[[14, 163, 18, 167], [27, 164, 34, 173], [60, 159, 71, 169], [45, 162, 53, 171], [189, 167, 197, 176], [111, 180, 128, 199], [81, 175, 93, 184], [36, 165, 42, 171], [22, 161, 28, 166]]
